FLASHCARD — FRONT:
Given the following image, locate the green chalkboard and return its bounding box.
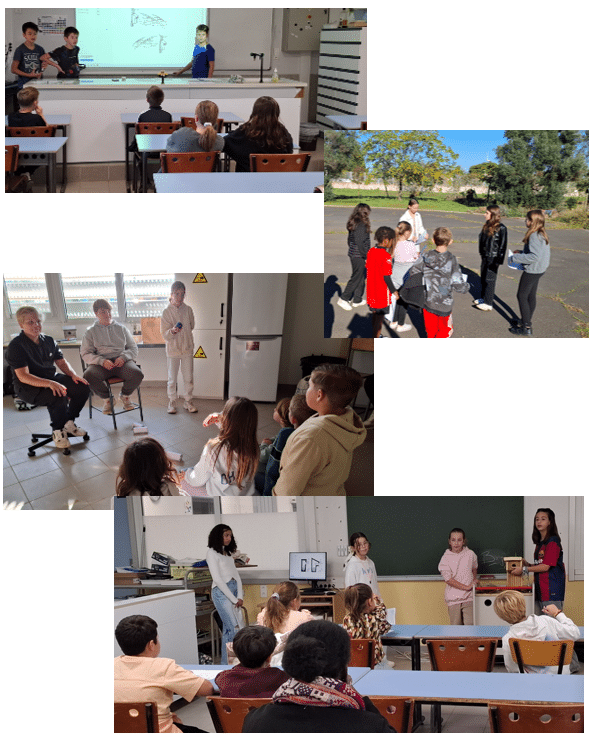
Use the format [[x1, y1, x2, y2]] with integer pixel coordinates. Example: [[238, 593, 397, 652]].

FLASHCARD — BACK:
[[346, 497, 524, 576]]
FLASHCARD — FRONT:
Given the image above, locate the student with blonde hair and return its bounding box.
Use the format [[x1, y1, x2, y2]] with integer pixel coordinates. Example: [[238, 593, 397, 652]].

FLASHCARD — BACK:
[[166, 100, 224, 155], [257, 581, 313, 634], [493, 590, 579, 674], [509, 209, 550, 336]]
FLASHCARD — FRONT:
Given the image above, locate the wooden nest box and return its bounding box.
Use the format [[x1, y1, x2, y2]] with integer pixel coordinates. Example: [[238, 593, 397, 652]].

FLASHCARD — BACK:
[[504, 557, 525, 587]]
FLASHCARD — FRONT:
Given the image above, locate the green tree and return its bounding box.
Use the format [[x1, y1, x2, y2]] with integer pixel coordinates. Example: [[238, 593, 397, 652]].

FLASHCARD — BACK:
[[324, 131, 364, 200], [362, 130, 458, 197], [469, 162, 499, 203], [494, 130, 587, 209]]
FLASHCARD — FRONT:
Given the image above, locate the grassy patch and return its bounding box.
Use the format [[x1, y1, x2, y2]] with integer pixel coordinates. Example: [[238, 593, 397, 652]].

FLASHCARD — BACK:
[[324, 189, 484, 212]]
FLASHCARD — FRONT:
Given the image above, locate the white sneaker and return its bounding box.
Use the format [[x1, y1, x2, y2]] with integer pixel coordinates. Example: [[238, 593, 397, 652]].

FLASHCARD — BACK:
[[385, 319, 398, 329], [337, 297, 353, 311], [103, 397, 115, 414], [52, 429, 71, 449], [352, 299, 367, 307], [183, 400, 198, 413], [63, 420, 87, 437], [396, 323, 413, 332], [475, 302, 493, 311], [119, 392, 135, 410], [168, 400, 177, 414]]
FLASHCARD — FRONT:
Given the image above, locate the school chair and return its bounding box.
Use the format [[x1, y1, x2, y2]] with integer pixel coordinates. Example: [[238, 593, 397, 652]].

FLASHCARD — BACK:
[[368, 697, 414, 733], [426, 638, 498, 732], [349, 638, 376, 668], [488, 702, 583, 733], [6, 125, 57, 137], [80, 358, 144, 432], [114, 702, 159, 732], [206, 696, 270, 733], [249, 153, 311, 172], [5, 144, 31, 192], [159, 151, 219, 173], [180, 116, 225, 133], [133, 121, 180, 191], [27, 428, 90, 458], [509, 638, 575, 674]]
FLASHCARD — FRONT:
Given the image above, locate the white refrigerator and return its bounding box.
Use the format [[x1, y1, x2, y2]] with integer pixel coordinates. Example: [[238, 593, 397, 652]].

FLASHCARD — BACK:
[[228, 274, 288, 402]]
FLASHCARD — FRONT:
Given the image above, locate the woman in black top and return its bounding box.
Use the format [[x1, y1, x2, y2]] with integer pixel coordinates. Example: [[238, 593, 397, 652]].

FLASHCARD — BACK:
[[223, 96, 293, 172], [337, 203, 372, 311], [474, 205, 508, 311]]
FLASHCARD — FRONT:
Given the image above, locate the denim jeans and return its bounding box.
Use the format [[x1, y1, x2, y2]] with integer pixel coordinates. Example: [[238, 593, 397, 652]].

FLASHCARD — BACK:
[[211, 578, 240, 664]]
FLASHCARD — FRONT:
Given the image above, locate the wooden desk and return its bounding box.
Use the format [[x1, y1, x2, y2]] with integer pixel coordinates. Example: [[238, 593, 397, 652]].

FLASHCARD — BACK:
[[5, 136, 68, 193]]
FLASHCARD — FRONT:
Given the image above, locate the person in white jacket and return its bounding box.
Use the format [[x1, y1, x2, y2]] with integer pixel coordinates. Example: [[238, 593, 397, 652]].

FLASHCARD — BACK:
[[161, 281, 197, 414], [493, 589, 580, 674], [399, 197, 429, 249], [344, 531, 381, 598]]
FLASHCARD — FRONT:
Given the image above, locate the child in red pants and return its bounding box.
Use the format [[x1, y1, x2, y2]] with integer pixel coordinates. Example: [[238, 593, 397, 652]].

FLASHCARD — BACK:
[[366, 226, 396, 338]]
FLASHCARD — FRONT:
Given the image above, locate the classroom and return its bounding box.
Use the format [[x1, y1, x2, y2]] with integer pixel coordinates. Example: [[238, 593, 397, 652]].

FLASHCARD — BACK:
[[5, 7, 366, 193], [3, 272, 374, 508], [114, 494, 584, 732]]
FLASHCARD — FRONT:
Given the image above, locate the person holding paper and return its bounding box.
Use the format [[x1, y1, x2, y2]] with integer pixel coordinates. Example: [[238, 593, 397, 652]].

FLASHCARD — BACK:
[[399, 198, 429, 249]]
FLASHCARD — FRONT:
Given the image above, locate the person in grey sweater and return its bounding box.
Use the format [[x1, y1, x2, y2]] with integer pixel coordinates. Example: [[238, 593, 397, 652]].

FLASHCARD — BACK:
[[80, 299, 143, 414], [165, 100, 224, 162], [509, 210, 551, 336]]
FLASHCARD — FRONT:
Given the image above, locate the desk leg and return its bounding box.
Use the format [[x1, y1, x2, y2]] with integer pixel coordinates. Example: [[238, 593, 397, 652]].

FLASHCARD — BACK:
[[142, 152, 148, 193], [48, 154, 56, 193], [61, 139, 68, 193], [125, 124, 131, 193]]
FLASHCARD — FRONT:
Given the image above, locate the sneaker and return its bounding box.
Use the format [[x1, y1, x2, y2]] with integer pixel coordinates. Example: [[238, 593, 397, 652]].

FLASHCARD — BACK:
[[385, 319, 398, 329], [52, 429, 71, 449], [119, 392, 135, 410], [63, 420, 87, 437], [183, 400, 198, 413], [167, 400, 177, 414], [337, 297, 353, 311], [509, 324, 533, 336], [351, 299, 367, 307], [396, 323, 412, 332], [475, 302, 493, 311], [103, 397, 115, 414], [473, 298, 485, 305]]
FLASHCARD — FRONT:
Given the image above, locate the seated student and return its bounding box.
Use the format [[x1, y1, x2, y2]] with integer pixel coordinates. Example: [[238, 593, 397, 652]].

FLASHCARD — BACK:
[[493, 590, 580, 674], [7, 86, 46, 127], [41, 26, 82, 78], [166, 100, 224, 155], [242, 619, 395, 733], [114, 614, 214, 733], [262, 395, 314, 495], [80, 299, 144, 414], [116, 438, 183, 498], [255, 397, 293, 492], [273, 365, 366, 495], [216, 625, 289, 698], [139, 85, 173, 123], [223, 96, 293, 172], [343, 584, 392, 669], [257, 582, 314, 635], [5, 306, 89, 450]]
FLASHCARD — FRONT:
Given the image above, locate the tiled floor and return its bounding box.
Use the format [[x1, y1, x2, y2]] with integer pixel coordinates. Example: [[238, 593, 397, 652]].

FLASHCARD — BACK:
[[172, 645, 584, 733], [3, 386, 286, 509]]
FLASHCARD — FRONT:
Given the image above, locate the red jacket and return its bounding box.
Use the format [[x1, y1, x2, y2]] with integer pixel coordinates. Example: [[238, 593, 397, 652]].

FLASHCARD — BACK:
[[366, 246, 392, 309]]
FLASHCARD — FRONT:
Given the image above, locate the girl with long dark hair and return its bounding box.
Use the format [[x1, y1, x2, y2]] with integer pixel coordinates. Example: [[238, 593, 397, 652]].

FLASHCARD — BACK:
[[337, 203, 372, 311], [474, 204, 508, 311], [116, 438, 181, 497]]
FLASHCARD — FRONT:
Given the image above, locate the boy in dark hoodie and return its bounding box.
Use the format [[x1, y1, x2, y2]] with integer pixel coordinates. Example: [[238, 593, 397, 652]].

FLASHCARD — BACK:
[[403, 226, 469, 338]]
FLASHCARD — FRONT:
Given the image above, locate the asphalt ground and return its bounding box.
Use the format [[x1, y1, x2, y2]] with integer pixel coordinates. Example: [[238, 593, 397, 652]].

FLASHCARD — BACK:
[[324, 206, 589, 338]]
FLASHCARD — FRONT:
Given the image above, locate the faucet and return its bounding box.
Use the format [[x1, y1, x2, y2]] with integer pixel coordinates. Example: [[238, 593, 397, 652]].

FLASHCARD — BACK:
[[250, 52, 264, 83]]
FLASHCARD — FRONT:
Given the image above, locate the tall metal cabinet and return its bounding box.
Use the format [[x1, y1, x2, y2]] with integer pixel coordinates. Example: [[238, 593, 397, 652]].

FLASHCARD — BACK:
[[317, 26, 367, 128]]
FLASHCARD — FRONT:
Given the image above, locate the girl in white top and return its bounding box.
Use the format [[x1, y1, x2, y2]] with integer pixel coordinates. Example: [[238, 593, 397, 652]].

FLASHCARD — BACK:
[[184, 396, 259, 496], [161, 281, 197, 415], [344, 531, 381, 598], [388, 220, 421, 332], [399, 197, 428, 249], [206, 524, 245, 664], [438, 528, 478, 625]]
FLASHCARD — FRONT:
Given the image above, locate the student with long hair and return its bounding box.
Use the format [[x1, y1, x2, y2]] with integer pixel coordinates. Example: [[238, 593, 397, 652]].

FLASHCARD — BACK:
[[343, 583, 391, 669], [257, 582, 313, 634], [223, 96, 293, 172], [337, 203, 371, 311], [116, 438, 182, 497], [206, 524, 244, 664], [399, 197, 428, 246], [387, 220, 419, 332], [509, 210, 550, 336], [184, 396, 259, 495], [474, 204, 508, 311], [166, 99, 224, 155]]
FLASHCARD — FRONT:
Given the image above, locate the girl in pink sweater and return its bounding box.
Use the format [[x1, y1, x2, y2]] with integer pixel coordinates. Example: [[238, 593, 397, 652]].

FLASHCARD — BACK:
[[438, 528, 478, 625]]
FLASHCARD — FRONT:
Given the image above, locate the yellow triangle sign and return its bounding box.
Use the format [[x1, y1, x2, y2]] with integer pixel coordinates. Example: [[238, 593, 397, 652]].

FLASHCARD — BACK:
[[194, 346, 207, 359], [193, 274, 207, 283]]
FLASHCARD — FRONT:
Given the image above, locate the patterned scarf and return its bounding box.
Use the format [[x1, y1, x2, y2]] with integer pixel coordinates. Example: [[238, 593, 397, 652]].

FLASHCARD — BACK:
[[273, 676, 365, 710]]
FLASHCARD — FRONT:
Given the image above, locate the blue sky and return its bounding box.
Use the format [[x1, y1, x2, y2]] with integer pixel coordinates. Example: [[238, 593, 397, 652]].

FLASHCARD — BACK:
[[436, 131, 506, 170]]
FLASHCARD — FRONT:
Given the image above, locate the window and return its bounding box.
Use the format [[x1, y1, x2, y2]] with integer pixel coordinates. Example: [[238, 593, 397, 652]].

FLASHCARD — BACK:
[[4, 274, 51, 318], [124, 274, 174, 318], [61, 273, 118, 320]]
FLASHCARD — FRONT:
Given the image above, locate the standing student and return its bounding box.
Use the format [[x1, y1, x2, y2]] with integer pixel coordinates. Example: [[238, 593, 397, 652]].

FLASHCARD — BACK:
[[366, 226, 396, 338], [343, 584, 391, 669], [399, 197, 428, 247], [183, 397, 259, 495], [11, 22, 59, 88], [344, 532, 381, 598], [474, 205, 508, 311], [438, 528, 478, 625], [41, 26, 82, 78], [388, 220, 419, 332], [206, 524, 245, 664], [337, 203, 371, 311], [173, 24, 215, 78], [508, 210, 550, 336], [161, 281, 197, 414]]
